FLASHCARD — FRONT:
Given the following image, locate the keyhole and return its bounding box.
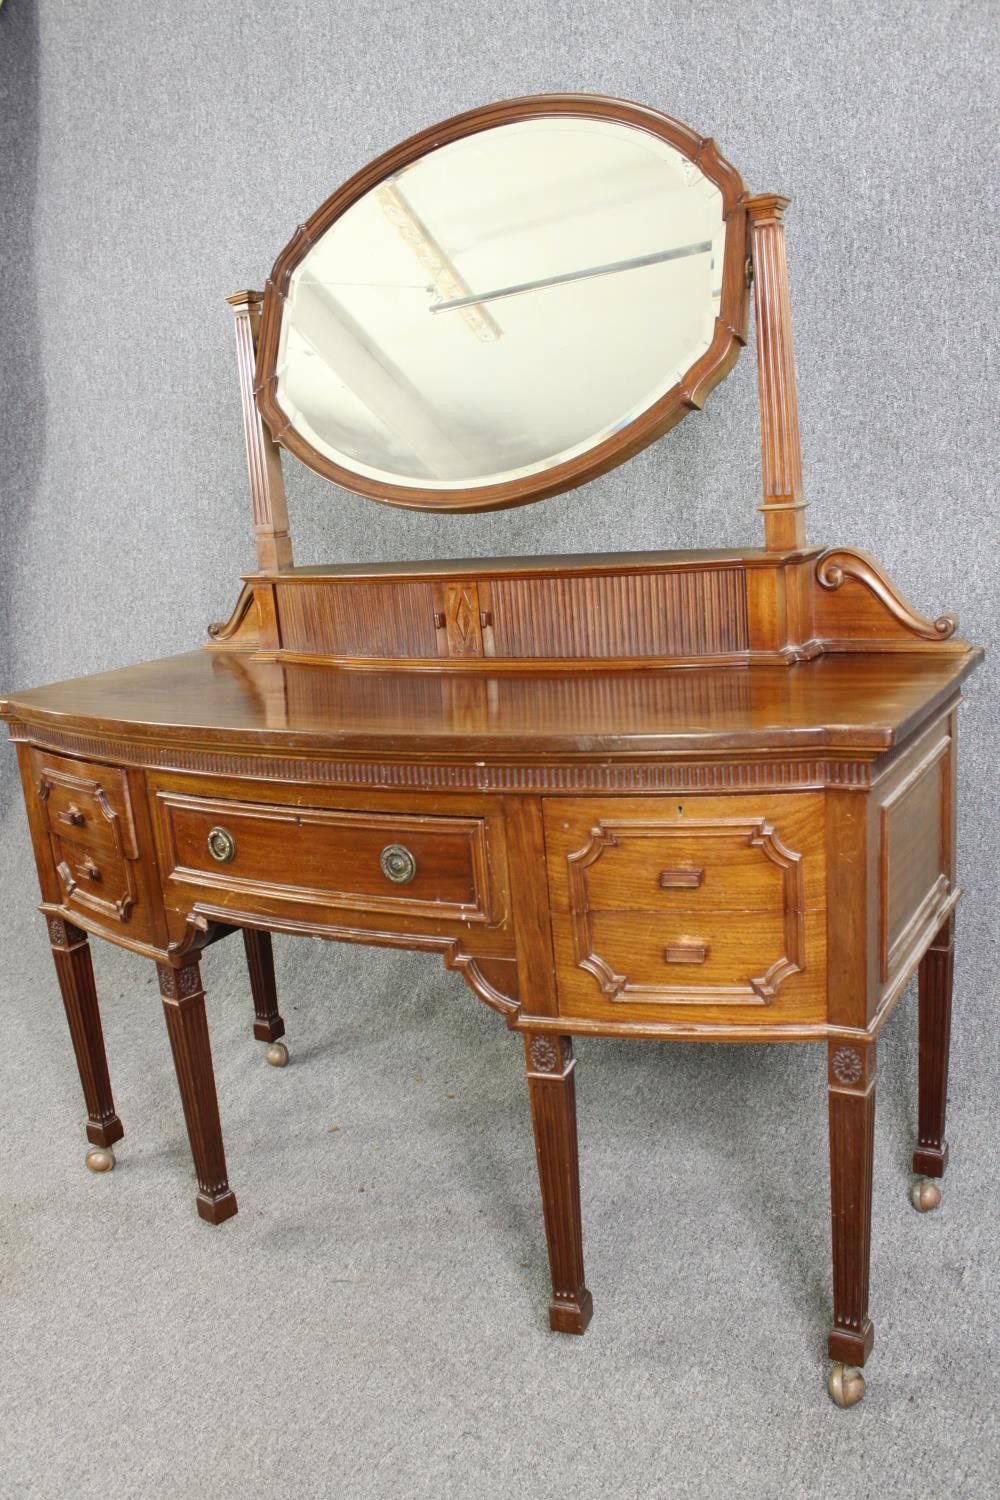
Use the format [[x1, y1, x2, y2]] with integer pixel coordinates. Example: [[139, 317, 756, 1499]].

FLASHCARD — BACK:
[[677, 804, 684, 817]]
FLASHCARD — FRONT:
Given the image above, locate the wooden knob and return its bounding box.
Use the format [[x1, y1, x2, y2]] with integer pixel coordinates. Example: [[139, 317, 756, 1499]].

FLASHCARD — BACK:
[[58, 803, 86, 828], [380, 843, 417, 884]]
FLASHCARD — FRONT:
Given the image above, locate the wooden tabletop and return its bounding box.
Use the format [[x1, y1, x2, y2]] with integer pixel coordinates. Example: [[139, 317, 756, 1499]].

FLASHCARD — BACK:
[[0, 648, 983, 759]]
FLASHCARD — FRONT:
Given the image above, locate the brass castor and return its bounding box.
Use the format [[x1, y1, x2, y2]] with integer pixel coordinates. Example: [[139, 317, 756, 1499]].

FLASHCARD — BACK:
[[911, 1177, 942, 1212], [264, 1041, 289, 1068], [828, 1363, 866, 1408], [85, 1146, 116, 1174]]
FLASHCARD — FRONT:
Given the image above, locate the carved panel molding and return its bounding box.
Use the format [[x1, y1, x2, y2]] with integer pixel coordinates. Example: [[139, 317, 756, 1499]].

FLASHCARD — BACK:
[[566, 815, 806, 1007]]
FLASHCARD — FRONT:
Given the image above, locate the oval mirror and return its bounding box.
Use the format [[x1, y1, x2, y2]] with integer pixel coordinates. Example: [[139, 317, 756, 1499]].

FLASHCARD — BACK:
[[256, 96, 749, 512]]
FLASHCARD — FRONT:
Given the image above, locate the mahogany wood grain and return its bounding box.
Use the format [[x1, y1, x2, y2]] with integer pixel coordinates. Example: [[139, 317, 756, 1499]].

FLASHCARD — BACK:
[[827, 1037, 876, 1366], [913, 914, 954, 1178], [47, 916, 124, 1149], [242, 927, 285, 1043], [524, 1033, 593, 1334], [0, 649, 981, 761], [157, 793, 491, 921], [544, 793, 826, 912], [501, 795, 560, 1018], [549, 899, 826, 1026], [157, 958, 237, 1225]]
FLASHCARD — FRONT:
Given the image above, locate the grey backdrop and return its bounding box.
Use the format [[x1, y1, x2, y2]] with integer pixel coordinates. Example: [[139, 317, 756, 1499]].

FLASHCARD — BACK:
[[1, 3, 997, 1498]]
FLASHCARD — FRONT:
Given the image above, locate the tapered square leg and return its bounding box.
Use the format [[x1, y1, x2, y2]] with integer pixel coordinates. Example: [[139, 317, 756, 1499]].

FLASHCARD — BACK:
[[827, 1039, 876, 1366], [913, 916, 953, 1179], [242, 928, 285, 1043], [524, 1033, 593, 1335], [158, 960, 237, 1225], [47, 916, 124, 1150]]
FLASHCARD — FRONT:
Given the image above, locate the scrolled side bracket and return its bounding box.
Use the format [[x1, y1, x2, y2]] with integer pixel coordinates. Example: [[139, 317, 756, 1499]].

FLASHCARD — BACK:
[[816, 548, 958, 641]]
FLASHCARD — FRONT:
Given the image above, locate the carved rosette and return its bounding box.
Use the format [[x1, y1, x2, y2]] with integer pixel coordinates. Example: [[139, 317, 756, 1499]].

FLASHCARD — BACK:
[[47, 915, 87, 949], [529, 1036, 573, 1075], [831, 1046, 863, 1086], [157, 963, 203, 1001]]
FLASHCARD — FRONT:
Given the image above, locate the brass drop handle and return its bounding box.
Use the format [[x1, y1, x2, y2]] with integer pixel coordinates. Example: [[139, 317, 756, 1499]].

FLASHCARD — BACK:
[[380, 843, 417, 885], [207, 826, 237, 863], [659, 867, 704, 890], [58, 803, 86, 828], [664, 939, 710, 965]]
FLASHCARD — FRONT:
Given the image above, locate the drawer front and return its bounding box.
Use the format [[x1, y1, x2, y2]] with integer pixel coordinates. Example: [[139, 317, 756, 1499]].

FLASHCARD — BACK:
[[29, 748, 150, 936], [155, 792, 495, 923], [545, 794, 826, 1025], [575, 907, 811, 1005], [544, 794, 825, 915], [32, 748, 138, 859]]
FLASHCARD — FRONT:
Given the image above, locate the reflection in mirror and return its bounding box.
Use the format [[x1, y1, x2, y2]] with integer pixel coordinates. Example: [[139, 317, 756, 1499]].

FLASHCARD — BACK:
[[274, 116, 726, 491]]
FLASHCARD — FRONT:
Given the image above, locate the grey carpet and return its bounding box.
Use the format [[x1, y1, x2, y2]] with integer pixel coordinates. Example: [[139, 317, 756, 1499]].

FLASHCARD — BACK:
[[1, 0, 998, 1495], [1, 808, 998, 1500]]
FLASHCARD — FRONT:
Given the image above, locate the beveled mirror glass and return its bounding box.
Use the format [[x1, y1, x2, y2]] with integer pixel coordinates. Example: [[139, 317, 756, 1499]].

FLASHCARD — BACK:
[[257, 97, 748, 511]]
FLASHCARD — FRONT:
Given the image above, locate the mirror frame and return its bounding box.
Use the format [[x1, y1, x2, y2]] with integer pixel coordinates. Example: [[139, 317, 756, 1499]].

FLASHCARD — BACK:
[[254, 93, 750, 513]]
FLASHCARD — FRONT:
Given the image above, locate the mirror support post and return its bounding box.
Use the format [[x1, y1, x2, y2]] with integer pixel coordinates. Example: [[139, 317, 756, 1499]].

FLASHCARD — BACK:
[[747, 196, 808, 553], [227, 290, 294, 573]]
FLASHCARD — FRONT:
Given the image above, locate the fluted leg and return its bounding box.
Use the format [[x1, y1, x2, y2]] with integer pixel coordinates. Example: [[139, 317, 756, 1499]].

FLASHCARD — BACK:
[[913, 915, 953, 1180], [827, 1038, 876, 1367], [47, 915, 124, 1151], [524, 1032, 593, 1334], [158, 960, 237, 1225], [242, 928, 285, 1042]]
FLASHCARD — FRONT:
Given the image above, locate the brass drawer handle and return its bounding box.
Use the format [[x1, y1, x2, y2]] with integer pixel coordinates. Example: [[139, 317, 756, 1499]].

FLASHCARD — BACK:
[[664, 940, 709, 965], [58, 803, 86, 828], [380, 843, 417, 884], [659, 867, 704, 890], [207, 826, 237, 863]]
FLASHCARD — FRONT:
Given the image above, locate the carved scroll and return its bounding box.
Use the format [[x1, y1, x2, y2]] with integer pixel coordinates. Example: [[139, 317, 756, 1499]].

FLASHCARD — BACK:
[[816, 549, 958, 640]]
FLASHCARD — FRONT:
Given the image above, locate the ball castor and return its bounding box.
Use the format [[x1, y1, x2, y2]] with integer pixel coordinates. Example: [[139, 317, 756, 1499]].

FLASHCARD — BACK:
[[85, 1146, 116, 1174], [911, 1177, 942, 1212], [264, 1041, 289, 1067], [828, 1363, 866, 1408]]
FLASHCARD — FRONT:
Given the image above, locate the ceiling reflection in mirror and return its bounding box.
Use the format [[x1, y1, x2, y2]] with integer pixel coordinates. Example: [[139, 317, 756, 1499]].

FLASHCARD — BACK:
[[274, 116, 727, 491]]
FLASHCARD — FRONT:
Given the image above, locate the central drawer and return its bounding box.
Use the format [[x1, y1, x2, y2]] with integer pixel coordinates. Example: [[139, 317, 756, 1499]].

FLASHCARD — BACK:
[[154, 791, 494, 923]]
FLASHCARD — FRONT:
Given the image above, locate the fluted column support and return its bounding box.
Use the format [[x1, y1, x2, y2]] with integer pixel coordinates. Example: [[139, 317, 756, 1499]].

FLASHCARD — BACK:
[[158, 959, 237, 1225], [913, 915, 954, 1177], [48, 915, 124, 1149], [227, 290, 293, 573], [747, 194, 808, 552], [524, 1032, 593, 1335], [827, 1037, 876, 1366]]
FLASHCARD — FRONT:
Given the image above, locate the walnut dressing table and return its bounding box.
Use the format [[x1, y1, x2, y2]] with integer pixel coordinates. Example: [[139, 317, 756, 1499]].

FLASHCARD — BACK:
[[1, 96, 981, 1408]]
